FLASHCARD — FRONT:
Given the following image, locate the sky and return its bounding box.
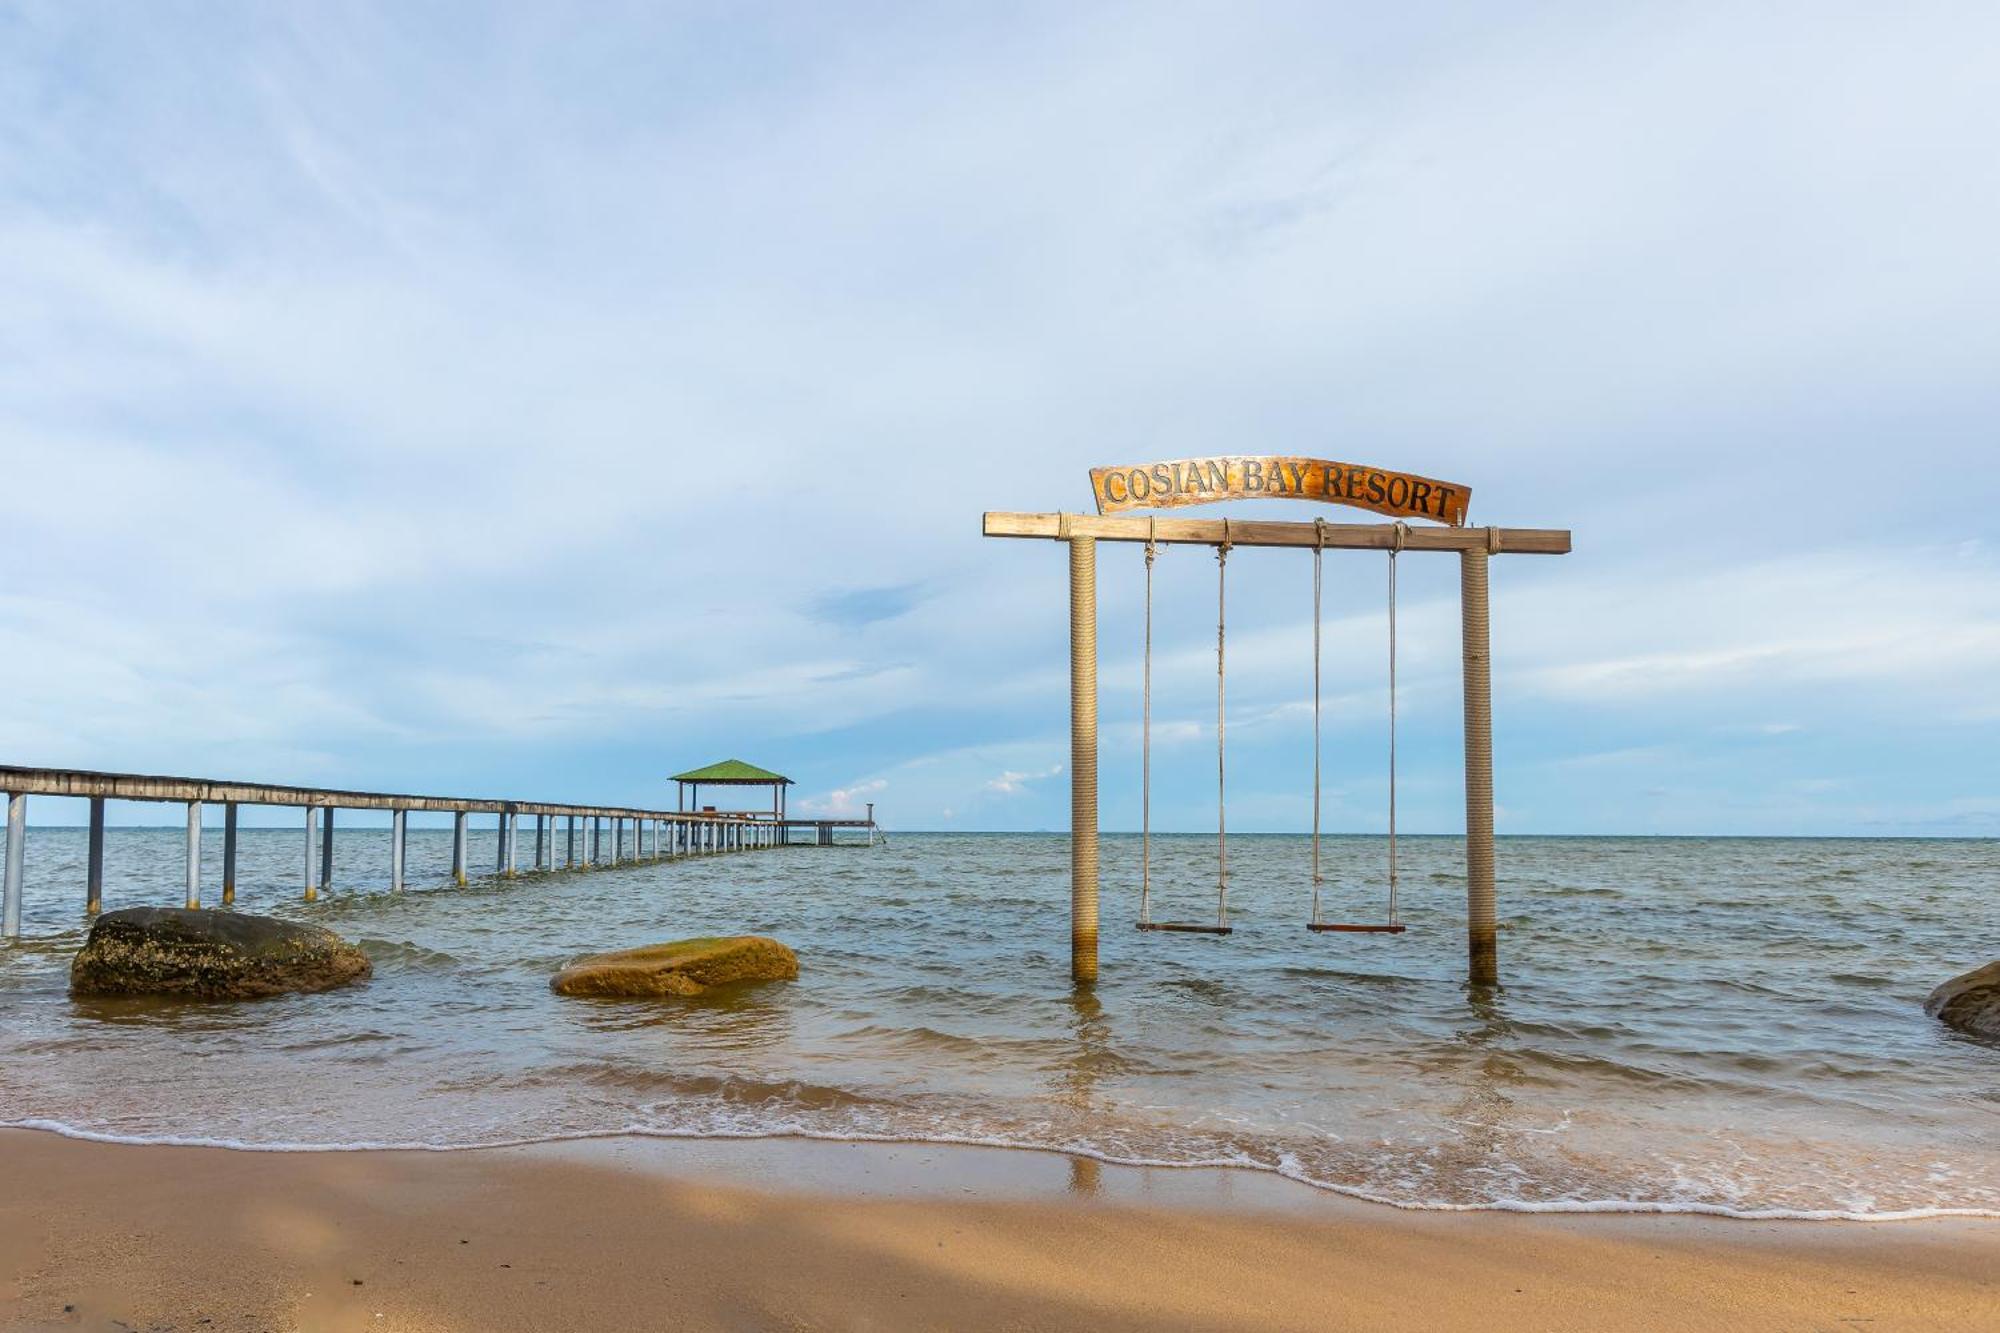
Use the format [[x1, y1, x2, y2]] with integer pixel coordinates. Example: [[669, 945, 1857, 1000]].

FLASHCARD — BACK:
[[1, 1, 1996, 835]]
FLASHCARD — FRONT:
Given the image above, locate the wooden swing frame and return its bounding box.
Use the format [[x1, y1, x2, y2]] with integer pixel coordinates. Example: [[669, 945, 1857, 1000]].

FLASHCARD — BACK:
[[981, 510, 1572, 988]]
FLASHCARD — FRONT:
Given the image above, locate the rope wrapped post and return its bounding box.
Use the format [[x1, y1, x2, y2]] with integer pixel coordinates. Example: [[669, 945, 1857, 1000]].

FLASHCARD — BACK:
[[1068, 529, 1099, 987], [1461, 536, 1498, 986]]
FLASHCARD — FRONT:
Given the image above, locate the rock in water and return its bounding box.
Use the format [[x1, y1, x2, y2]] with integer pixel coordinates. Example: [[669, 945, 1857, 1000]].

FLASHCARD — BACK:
[[1924, 961, 2000, 1040], [551, 936, 798, 998], [70, 907, 372, 1000]]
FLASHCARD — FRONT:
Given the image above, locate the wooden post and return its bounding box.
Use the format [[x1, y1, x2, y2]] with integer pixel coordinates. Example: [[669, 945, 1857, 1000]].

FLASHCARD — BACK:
[[504, 810, 517, 877], [1069, 533, 1099, 987], [452, 811, 467, 885], [391, 809, 406, 893], [534, 814, 545, 870], [496, 812, 509, 874], [1461, 544, 1498, 987], [304, 806, 320, 902], [320, 807, 335, 891], [220, 802, 236, 907], [184, 802, 202, 909], [566, 815, 576, 866], [88, 796, 107, 915], [2, 793, 21, 941]]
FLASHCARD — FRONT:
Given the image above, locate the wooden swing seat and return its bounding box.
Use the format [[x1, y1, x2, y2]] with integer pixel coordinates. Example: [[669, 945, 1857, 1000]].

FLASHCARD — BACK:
[[1137, 922, 1234, 936], [1308, 922, 1406, 933]]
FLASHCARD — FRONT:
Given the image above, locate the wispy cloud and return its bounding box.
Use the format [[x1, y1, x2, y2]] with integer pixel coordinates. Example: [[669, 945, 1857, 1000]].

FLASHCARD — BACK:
[[0, 3, 1996, 833]]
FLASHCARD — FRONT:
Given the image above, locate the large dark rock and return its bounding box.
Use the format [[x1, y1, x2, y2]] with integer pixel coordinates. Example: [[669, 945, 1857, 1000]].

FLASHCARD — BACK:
[[70, 907, 372, 1000], [1924, 961, 2000, 1041], [551, 935, 798, 998]]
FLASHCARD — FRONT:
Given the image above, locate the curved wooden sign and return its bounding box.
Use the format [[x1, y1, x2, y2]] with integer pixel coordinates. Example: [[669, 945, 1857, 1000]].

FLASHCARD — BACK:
[[1090, 456, 1470, 526]]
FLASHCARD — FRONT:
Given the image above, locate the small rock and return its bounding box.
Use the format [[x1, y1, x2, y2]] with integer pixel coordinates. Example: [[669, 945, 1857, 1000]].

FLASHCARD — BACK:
[[69, 907, 372, 1000], [551, 935, 798, 998], [1924, 961, 2000, 1040]]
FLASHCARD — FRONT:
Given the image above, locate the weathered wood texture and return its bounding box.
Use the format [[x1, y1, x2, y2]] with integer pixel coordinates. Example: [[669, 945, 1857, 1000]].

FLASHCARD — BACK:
[[1089, 457, 1471, 526], [985, 512, 1569, 554]]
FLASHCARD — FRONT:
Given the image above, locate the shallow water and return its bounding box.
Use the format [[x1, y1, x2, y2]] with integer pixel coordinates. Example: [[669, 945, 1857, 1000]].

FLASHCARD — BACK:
[[2, 828, 1997, 1218]]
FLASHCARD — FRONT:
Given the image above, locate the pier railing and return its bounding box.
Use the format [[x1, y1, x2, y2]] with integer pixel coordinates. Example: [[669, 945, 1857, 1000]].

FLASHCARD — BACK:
[[0, 764, 874, 940]]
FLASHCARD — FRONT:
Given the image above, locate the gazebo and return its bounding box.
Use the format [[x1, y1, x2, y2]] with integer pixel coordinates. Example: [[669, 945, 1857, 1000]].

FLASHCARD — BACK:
[[672, 760, 792, 821]]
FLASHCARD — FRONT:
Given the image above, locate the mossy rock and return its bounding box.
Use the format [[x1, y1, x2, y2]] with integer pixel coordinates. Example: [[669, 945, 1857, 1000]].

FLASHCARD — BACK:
[[551, 935, 798, 998], [1925, 961, 2000, 1041], [70, 907, 372, 1000]]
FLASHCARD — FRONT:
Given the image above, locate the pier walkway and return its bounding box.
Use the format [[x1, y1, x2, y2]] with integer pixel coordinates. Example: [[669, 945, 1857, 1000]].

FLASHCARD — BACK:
[[0, 764, 879, 941]]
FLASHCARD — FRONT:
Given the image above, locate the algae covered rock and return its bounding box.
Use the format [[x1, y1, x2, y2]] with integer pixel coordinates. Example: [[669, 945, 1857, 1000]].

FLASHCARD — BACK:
[[551, 935, 798, 998], [1925, 961, 2000, 1041], [70, 907, 372, 1000]]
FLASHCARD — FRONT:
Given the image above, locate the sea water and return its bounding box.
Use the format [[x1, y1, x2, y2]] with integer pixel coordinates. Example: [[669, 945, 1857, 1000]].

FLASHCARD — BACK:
[[1, 829, 1995, 1218]]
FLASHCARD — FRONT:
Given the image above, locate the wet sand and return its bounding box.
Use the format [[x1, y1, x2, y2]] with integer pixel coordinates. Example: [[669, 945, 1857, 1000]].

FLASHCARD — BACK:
[[2, 1128, 1995, 1331]]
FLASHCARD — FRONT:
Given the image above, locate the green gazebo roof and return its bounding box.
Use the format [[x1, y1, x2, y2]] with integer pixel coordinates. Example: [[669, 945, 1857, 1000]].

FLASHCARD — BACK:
[[670, 759, 792, 785]]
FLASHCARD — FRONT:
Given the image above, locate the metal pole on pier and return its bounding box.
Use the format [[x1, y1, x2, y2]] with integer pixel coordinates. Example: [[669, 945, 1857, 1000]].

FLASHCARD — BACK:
[[391, 809, 406, 893], [1068, 532, 1100, 988], [303, 806, 320, 902], [320, 807, 335, 891], [220, 802, 237, 907], [184, 803, 202, 909], [88, 796, 107, 915], [3, 793, 24, 940], [452, 811, 468, 885], [1461, 544, 1499, 988]]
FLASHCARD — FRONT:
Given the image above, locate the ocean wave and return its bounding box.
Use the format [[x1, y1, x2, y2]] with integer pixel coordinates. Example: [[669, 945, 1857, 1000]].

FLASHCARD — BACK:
[[6, 1118, 1996, 1223]]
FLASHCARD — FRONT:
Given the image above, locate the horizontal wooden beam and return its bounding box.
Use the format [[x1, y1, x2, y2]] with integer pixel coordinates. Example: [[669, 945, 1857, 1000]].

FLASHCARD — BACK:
[[0, 765, 756, 821], [981, 512, 1571, 555]]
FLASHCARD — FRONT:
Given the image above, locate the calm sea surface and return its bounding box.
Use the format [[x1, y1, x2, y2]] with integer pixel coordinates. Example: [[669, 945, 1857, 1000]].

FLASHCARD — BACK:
[[2, 829, 1996, 1218]]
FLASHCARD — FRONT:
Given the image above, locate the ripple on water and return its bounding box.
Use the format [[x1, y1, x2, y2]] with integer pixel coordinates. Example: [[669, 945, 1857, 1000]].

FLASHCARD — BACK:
[[1, 831, 1997, 1217]]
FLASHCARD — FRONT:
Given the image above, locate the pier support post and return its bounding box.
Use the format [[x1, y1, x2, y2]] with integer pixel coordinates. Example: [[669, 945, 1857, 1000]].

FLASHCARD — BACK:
[[88, 796, 107, 915], [320, 807, 335, 891], [566, 815, 576, 866], [452, 812, 467, 885], [391, 809, 406, 893], [185, 802, 202, 909], [612, 817, 622, 866], [220, 802, 236, 907], [1461, 544, 1498, 988], [502, 810, 517, 877], [1069, 534, 1099, 987], [3, 792, 23, 941], [534, 815, 545, 870], [304, 806, 320, 902]]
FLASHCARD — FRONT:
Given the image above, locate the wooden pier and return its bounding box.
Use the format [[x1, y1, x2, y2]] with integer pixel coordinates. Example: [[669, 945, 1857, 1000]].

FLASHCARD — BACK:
[[0, 764, 879, 941]]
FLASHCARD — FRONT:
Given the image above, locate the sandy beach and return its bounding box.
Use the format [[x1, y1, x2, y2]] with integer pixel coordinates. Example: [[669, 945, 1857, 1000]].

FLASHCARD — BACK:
[[3, 1129, 1994, 1331]]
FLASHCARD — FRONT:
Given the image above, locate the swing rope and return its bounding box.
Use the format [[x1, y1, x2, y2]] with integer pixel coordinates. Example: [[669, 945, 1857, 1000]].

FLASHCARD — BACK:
[[1215, 519, 1232, 930], [1308, 520, 1410, 935], [1139, 519, 1157, 928], [1310, 517, 1326, 924], [1387, 520, 1405, 927]]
